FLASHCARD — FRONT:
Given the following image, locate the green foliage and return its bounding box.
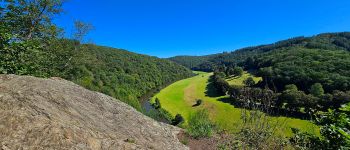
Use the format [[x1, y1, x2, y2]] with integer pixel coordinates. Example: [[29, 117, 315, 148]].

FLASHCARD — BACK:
[[243, 77, 255, 86], [187, 109, 213, 139], [153, 98, 161, 109], [290, 128, 323, 150], [144, 107, 173, 123], [285, 84, 298, 91], [212, 72, 230, 95], [290, 103, 350, 149], [318, 104, 350, 149], [172, 114, 185, 126], [233, 66, 243, 77], [168, 55, 213, 71], [310, 83, 324, 97], [1, 0, 64, 40], [63, 45, 193, 110], [279, 85, 318, 112]]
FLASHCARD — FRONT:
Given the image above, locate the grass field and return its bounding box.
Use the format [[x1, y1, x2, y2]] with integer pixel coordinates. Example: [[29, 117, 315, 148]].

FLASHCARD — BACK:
[[151, 71, 319, 136], [225, 71, 262, 86]]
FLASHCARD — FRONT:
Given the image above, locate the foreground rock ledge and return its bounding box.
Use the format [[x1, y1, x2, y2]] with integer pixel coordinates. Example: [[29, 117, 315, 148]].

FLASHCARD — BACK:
[[0, 75, 188, 150]]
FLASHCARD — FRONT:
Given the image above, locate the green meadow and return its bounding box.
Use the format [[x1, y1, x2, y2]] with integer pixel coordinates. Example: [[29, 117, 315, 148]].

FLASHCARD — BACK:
[[225, 71, 262, 86], [151, 71, 319, 136]]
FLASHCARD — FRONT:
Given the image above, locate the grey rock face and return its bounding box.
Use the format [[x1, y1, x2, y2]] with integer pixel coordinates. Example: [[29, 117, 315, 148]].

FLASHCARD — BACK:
[[0, 75, 188, 150]]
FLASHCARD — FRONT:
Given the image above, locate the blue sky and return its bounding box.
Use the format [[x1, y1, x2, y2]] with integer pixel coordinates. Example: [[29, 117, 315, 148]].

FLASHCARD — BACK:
[[54, 0, 350, 58]]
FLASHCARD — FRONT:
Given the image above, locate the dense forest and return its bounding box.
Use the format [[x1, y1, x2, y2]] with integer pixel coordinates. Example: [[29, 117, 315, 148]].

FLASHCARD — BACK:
[[0, 0, 193, 111]]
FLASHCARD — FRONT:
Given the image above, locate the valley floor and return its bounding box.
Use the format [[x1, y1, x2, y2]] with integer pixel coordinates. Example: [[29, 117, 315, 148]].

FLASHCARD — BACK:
[[151, 71, 319, 136]]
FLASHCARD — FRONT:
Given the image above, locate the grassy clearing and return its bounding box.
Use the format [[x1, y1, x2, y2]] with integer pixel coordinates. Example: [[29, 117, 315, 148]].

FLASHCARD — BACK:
[[225, 71, 262, 86], [151, 71, 318, 136]]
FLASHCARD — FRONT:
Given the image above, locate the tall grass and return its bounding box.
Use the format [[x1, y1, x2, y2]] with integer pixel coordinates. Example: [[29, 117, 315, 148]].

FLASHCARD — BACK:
[[187, 109, 213, 139]]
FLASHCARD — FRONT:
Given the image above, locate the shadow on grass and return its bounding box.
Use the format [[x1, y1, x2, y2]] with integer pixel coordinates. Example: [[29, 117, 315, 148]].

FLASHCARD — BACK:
[[217, 97, 234, 105], [192, 103, 201, 107], [217, 97, 312, 120]]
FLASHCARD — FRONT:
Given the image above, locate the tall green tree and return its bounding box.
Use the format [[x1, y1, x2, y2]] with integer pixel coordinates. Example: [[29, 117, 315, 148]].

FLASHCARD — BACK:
[[310, 83, 324, 97], [233, 66, 244, 76], [1, 0, 64, 40], [244, 77, 256, 86]]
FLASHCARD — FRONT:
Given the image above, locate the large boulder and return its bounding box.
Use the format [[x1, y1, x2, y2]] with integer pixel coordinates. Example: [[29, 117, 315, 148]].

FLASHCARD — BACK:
[[0, 75, 188, 150]]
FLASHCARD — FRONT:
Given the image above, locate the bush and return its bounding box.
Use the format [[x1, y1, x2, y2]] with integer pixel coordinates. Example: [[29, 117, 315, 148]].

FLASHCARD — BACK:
[[290, 103, 350, 149], [196, 99, 202, 106], [233, 67, 244, 76], [290, 128, 322, 150], [172, 114, 185, 126], [310, 83, 324, 97], [187, 109, 213, 139], [153, 98, 161, 109], [243, 77, 255, 86]]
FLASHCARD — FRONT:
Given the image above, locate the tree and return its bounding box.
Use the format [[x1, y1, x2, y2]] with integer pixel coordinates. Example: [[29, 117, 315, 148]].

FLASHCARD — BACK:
[[332, 90, 350, 109], [1, 0, 64, 40], [73, 20, 94, 43], [62, 20, 94, 69], [285, 84, 298, 91], [244, 77, 255, 86], [0, 0, 64, 76], [226, 67, 234, 76], [310, 83, 324, 97], [172, 114, 184, 126], [229, 85, 241, 99], [278, 84, 305, 111], [215, 71, 226, 78], [214, 78, 230, 95], [233, 67, 244, 76]]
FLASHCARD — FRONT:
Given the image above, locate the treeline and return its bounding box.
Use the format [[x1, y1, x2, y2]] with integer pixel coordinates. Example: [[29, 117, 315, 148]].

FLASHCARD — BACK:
[[0, 0, 193, 111]]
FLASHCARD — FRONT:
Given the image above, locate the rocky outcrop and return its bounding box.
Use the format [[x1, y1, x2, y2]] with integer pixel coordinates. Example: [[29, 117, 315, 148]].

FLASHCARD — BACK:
[[0, 75, 188, 150]]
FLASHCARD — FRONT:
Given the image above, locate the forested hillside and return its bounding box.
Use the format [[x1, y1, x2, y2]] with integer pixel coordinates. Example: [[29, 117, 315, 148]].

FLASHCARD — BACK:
[[170, 33, 350, 72], [168, 55, 213, 71], [169, 33, 350, 94], [65, 44, 194, 110], [0, 0, 193, 111]]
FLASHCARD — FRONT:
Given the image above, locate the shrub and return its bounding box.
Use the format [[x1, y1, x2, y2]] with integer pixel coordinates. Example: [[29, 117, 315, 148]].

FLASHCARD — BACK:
[[172, 114, 185, 126], [187, 109, 213, 139], [243, 77, 255, 86], [310, 83, 324, 97], [290, 128, 322, 150], [196, 99, 202, 106], [233, 67, 244, 76], [153, 98, 161, 109], [290, 103, 350, 149]]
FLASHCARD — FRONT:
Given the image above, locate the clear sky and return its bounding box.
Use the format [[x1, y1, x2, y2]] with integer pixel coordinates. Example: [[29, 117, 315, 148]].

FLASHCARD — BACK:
[[54, 0, 350, 58]]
